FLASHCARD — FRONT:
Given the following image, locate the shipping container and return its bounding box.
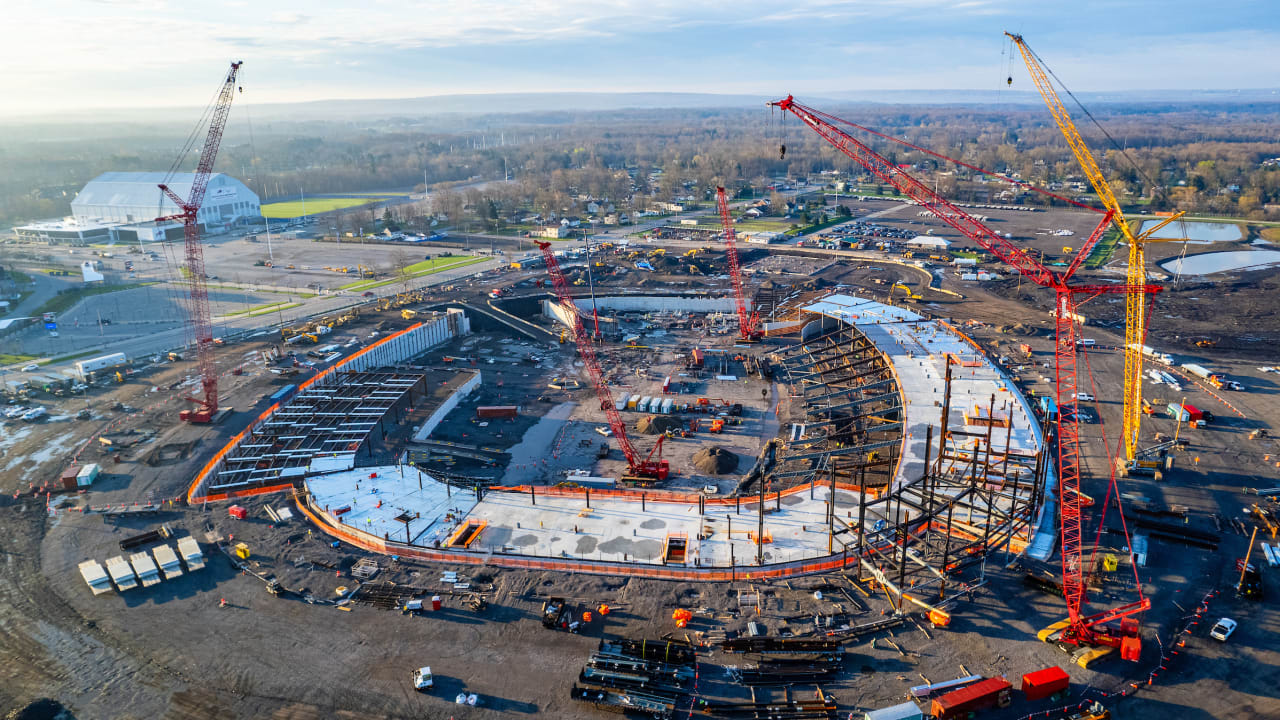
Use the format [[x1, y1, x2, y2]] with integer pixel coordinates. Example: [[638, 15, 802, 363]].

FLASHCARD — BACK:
[[1166, 403, 1202, 423], [269, 384, 298, 402], [476, 406, 519, 419], [660, 398, 674, 414], [1039, 396, 1058, 420], [662, 376, 672, 394], [627, 396, 639, 410], [76, 463, 100, 487], [930, 677, 1011, 719], [1020, 666, 1069, 701], [614, 393, 629, 411], [60, 465, 82, 490], [638, 396, 653, 413]]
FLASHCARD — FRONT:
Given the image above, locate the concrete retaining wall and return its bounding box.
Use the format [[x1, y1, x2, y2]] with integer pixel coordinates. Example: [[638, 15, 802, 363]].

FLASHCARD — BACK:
[[413, 370, 482, 441], [542, 295, 741, 327]]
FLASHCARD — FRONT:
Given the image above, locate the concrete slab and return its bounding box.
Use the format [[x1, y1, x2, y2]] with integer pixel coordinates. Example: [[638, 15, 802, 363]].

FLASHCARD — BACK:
[[306, 465, 479, 547]]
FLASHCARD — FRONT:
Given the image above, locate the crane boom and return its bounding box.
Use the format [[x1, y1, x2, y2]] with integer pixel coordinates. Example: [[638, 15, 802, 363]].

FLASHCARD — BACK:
[[770, 95, 1151, 656], [715, 187, 761, 341], [1006, 34, 1185, 463], [156, 61, 242, 423], [538, 242, 669, 480]]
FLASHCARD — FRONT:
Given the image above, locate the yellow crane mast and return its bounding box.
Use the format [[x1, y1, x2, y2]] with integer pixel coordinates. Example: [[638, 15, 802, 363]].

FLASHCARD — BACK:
[[1006, 33, 1185, 462]]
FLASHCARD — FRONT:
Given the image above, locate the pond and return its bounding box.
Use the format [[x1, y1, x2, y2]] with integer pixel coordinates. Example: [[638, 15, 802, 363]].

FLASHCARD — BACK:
[[1138, 220, 1243, 243], [1160, 250, 1280, 275]]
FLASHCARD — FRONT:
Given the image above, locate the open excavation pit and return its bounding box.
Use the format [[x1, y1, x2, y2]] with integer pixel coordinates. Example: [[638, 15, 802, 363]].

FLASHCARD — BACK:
[[289, 292, 1053, 590]]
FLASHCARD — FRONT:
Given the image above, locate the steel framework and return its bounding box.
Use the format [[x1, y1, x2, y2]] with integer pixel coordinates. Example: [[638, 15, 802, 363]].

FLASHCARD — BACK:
[[771, 95, 1153, 656]]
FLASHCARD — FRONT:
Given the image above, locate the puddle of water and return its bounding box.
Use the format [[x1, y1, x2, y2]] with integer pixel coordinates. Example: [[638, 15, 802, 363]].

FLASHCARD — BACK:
[[1161, 250, 1280, 275], [1139, 220, 1243, 243]]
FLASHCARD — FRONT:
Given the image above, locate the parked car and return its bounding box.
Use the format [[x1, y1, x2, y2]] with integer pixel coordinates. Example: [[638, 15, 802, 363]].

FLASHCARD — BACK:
[[362, 291, 375, 297], [594, 426, 612, 437], [1210, 617, 1237, 642], [1075, 393, 1095, 402], [412, 666, 434, 691], [21, 364, 39, 372]]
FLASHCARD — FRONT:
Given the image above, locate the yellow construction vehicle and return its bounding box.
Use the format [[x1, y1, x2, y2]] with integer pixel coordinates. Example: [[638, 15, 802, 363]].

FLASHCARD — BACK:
[[114, 371, 124, 383], [401, 309, 419, 319]]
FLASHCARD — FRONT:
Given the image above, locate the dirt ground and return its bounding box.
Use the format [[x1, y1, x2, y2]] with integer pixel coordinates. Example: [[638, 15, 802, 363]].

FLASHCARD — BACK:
[[4, 234, 1280, 720]]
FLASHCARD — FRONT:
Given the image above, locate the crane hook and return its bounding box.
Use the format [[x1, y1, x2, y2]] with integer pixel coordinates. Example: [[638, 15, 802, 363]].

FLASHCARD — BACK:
[[779, 144, 787, 160], [1006, 76, 1013, 86]]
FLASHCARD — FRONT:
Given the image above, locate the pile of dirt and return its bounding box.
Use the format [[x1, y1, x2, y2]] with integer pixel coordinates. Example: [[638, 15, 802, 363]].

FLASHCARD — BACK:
[[693, 446, 738, 475], [996, 322, 1041, 336], [636, 415, 683, 435]]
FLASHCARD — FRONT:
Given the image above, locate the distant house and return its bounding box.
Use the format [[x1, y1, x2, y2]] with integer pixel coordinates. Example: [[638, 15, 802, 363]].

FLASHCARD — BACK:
[[603, 213, 629, 226], [561, 216, 582, 228], [655, 202, 686, 213], [538, 225, 569, 239], [743, 207, 764, 219]]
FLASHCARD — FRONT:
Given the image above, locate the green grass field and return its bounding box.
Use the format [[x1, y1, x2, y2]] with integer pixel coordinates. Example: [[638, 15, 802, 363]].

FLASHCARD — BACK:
[[0, 354, 37, 366], [261, 197, 396, 219], [338, 256, 487, 291]]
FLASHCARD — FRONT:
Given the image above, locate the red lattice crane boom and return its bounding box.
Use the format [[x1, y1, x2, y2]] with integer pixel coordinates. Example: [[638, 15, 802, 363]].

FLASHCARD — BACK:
[[538, 242, 669, 480], [771, 95, 1153, 658], [156, 61, 243, 423], [715, 187, 762, 341]]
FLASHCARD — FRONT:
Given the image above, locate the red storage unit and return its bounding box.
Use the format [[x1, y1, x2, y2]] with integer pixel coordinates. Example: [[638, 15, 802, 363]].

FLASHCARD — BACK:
[[930, 677, 1012, 719], [476, 406, 519, 419], [60, 465, 82, 490], [228, 505, 248, 520], [1021, 666, 1069, 701]]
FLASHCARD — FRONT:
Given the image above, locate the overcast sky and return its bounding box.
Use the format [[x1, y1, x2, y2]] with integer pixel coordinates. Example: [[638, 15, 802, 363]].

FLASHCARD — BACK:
[[4, 0, 1278, 115]]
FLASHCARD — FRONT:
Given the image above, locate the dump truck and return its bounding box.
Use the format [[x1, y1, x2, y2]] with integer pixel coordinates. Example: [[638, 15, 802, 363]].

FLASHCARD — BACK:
[[542, 596, 569, 629]]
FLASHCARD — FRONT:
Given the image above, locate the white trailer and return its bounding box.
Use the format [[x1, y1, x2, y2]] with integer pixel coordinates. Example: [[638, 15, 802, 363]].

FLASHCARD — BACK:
[[77, 463, 100, 487], [1181, 363, 1214, 380], [105, 555, 138, 591], [614, 393, 629, 412], [130, 551, 162, 587], [177, 536, 205, 571], [73, 352, 127, 380], [78, 560, 113, 595], [152, 544, 184, 580]]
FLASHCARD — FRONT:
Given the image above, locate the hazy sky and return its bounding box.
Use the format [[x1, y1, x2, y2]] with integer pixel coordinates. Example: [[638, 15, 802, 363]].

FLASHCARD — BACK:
[[4, 0, 1278, 115]]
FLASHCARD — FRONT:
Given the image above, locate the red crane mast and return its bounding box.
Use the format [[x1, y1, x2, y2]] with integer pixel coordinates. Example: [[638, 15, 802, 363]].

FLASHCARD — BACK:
[[538, 242, 669, 480], [156, 61, 243, 423], [715, 187, 762, 341], [771, 95, 1152, 658]]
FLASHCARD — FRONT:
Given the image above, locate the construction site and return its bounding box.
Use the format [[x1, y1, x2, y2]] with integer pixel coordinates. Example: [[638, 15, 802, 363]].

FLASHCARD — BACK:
[[3, 42, 1280, 720]]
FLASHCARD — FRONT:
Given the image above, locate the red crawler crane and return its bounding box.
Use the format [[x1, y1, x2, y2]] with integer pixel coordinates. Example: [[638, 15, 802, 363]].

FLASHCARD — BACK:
[[771, 95, 1153, 664], [538, 242, 669, 480], [156, 61, 243, 423], [715, 187, 762, 341]]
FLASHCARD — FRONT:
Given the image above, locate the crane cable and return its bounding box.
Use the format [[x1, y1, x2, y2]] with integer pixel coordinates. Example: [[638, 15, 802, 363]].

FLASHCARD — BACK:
[[792, 101, 1101, 212]]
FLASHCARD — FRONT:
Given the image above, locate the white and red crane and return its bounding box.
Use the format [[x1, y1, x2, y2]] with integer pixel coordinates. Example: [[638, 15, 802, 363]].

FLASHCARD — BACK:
[[156, 61, 243, 423], [538, 241, 669, 481], [771, 95, 1152, 662], [715, 186, 762, 342]]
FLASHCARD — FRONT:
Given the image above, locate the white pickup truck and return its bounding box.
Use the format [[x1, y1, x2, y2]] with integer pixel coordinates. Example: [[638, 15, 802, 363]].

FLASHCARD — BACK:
[[412, 667, 433, 692]]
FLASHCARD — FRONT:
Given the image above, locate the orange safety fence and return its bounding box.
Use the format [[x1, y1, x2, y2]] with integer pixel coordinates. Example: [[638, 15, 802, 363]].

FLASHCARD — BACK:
[[186, 323, 425, 504], [486, 480, 883, 506]]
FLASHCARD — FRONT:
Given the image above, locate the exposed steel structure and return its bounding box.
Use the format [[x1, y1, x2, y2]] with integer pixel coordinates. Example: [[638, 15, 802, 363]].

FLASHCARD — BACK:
[[538, 241, 669, 480], [715, 186, 762, 341], [156, 61, 243, 423], [1007, 33, 1185, 463], [770, 95, 1152, 657]]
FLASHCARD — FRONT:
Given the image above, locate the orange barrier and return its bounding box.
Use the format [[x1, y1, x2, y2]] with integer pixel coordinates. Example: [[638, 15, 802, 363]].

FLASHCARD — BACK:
[[489, 480, 881, 507], [186, 323, 425, 504]]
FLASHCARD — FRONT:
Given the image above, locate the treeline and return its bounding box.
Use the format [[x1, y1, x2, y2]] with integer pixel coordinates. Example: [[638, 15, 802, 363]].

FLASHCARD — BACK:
[[4, 102, 1280, 228]]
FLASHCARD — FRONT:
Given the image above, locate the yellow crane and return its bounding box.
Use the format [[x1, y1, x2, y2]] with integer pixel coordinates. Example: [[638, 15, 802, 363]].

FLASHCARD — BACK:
[[1007, 33, 1185, 462]]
